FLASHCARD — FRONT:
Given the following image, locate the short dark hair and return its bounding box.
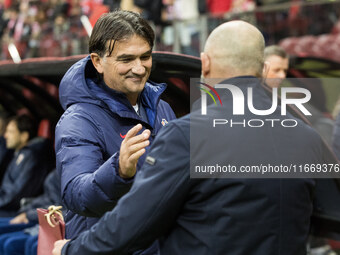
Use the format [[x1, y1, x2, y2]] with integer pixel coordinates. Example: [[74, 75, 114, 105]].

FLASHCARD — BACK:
[[89, 10, 155, 57], [10, 114, 37, 140], [264, 45, 288, 60], [0, 111, 9, 135]]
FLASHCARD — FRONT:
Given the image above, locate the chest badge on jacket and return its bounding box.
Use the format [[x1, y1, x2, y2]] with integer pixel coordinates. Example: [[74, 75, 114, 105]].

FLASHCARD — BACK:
[[16, 153, 25, 165], [161, 119, 168, 126]]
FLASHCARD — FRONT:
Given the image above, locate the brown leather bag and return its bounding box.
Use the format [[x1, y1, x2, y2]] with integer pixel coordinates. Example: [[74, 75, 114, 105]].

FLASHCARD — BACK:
[[37, 205, 65, 255]]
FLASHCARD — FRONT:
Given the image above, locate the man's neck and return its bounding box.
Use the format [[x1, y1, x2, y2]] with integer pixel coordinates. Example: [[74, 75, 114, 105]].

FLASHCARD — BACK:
[[127, 94, 139, 106], [15, 143, 27, 153]]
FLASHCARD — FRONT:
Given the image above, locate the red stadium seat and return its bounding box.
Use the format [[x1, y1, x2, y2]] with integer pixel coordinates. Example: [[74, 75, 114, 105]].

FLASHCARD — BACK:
[[38, 119, 52, 139], [329, 240, 340, 249]]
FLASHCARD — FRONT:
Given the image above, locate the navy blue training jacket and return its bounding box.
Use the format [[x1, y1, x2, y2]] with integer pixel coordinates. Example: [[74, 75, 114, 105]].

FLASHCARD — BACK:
[[62, 77, 331, 255], [55, 55, 176, 239]]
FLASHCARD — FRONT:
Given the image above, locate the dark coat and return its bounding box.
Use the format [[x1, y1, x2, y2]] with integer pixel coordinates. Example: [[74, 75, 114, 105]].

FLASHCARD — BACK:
[[62, 77, 330, 255]]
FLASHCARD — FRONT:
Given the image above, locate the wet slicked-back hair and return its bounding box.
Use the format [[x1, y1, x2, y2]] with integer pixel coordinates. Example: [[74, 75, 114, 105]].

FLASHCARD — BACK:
[[89, 10, 155, 57]]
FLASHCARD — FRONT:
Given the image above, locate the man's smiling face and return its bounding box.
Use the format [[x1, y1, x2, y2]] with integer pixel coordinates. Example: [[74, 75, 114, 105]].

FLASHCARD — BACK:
[[93, 34, 152, 105]]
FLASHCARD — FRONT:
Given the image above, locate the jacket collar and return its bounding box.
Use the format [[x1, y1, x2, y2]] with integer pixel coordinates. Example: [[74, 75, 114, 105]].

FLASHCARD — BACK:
[[87, 76, 167, 126]]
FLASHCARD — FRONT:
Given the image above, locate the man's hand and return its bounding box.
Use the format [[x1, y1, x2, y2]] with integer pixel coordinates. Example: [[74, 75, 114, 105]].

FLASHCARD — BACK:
[[119, 124, 150, 178], [53, 239, 70, 255], [10, 212, 28, 224]]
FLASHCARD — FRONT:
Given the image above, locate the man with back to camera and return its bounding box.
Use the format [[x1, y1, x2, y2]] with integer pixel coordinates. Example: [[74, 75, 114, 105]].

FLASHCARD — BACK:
[[54, 20, 331, 255], [54, 9, 176, 253], [263, 45, 289, 88]]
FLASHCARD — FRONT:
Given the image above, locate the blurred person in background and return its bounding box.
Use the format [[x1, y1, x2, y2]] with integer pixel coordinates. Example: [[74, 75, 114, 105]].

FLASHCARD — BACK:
[[263, 45, 334, 146], [263, 45, 289, 88], [171, 0, 200, 56], [0, 114, 52, 217]]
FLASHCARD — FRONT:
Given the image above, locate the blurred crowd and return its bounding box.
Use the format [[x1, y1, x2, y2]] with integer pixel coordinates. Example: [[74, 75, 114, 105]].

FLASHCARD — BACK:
[[0, 0, 92, 59], [0, 0, 260, 60], [0, 0, 339, 60]]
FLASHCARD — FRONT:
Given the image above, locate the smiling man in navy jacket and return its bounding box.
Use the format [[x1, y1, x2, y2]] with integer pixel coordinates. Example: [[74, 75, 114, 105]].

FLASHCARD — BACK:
[[54, 10, 175, 252], [54, 20, 332, 255]]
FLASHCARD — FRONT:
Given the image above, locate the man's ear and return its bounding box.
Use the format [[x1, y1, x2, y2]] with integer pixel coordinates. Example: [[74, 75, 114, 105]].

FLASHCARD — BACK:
[[262, 61, 270, 78], [201, 52, 210, 78], [90, 53, 104, 74]]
